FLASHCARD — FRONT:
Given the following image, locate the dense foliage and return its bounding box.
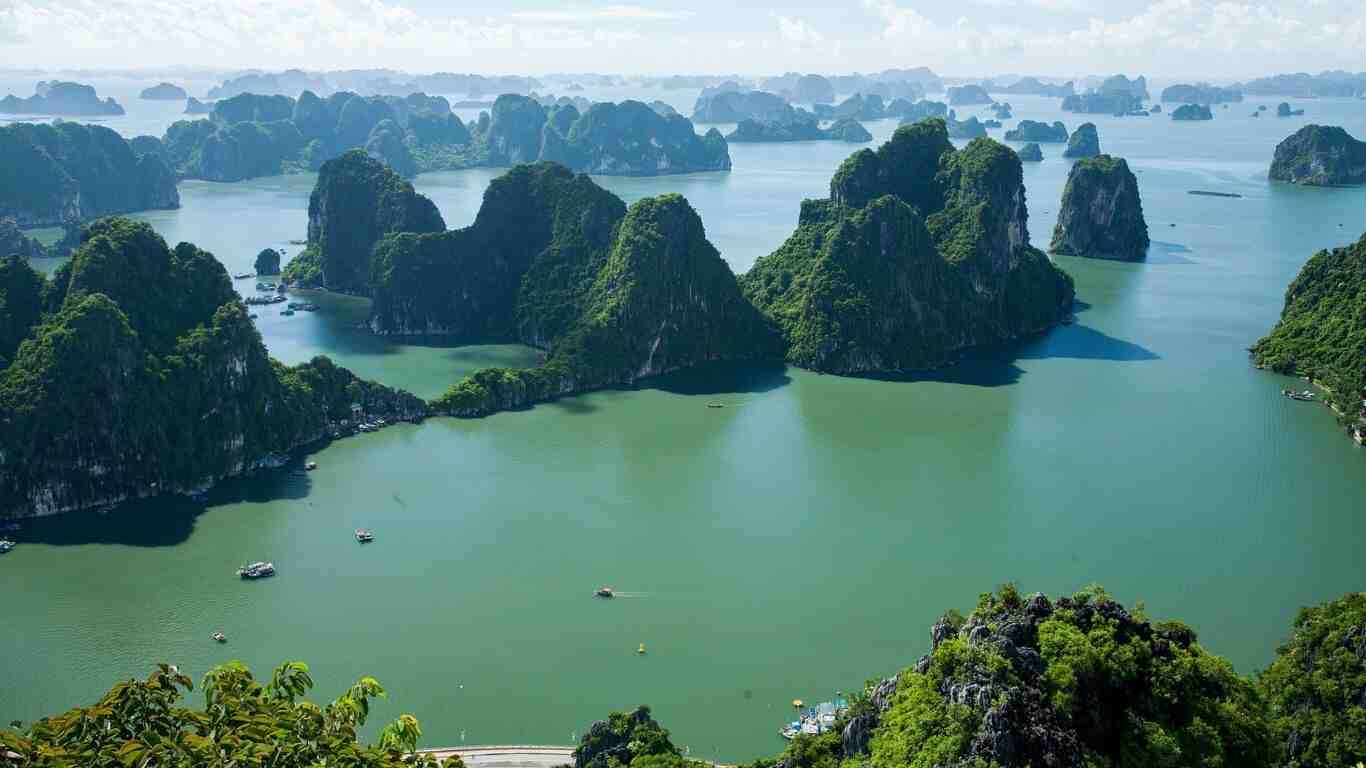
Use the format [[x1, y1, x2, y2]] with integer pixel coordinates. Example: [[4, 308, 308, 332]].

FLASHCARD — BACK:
[[1260, 592, 1366, 768], [1268, 125, 1366, 186], [0, 218, 425, 517], [254, 248, 281, 275], [727, 116, 871, 144], [740, 118, 1074, 373], [1171, 104, 1214, 121], [285, 150, 445, 293], [1050, 155, 1149, 261], [1063, 123, 1101, 159], [0, 660, 460, 767], [0, 122, 179, 227], [1251, 233, 1366, 428], [1004, 120, 1068, 143], [573, 706, 705, 768]]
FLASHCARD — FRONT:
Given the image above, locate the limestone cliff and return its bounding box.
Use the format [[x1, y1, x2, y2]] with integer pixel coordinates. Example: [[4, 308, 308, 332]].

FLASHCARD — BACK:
[[1050, 155, 1149, 261], [1268, 125, 1366, 186], [1063, 122, 1101, 158]]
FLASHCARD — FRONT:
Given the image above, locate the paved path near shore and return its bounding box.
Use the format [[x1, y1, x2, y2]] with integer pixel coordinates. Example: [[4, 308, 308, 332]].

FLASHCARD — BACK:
[[418, 745, 575, 768]]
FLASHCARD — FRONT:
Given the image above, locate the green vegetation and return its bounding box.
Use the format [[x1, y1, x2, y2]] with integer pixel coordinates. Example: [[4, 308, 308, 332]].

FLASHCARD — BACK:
[[285, 150, 445, 293], [1268, 125, 1366, 186], [1050, 155, 1149, 261], [740, 118, 1074, 373], [1252, 233, 1366, 430], [1171, 104, 1214, 121], [255, 247, 281, 275], [574, 706, 707, 768], [727, 116, 872, 144], [1062, 123, 1100, 159], [0, 660, 461, 767], [1004, 120, 1068, 143], [0, 218, 424, 517], [1260, 592, 1366, 768], [0, 122, 179, 227]]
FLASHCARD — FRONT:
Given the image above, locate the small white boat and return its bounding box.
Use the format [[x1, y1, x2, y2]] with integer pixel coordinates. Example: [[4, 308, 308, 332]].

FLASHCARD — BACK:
[[355, 529, 375, 543], [238, 561, 275, 579], [304, 461, 318, 471], [211, 631, 227, 643], [0, 539, 15, 554], [595, 586, 615, 598]]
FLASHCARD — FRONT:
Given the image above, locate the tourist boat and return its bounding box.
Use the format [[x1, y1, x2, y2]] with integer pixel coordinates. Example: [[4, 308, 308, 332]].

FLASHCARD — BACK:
[[211, 631, 227, 643], [233, 273, 253, 280], [355, 529, 375, 543], [706, 402, 725, 409], [0, 539, 15, 554], [305, 461, 317, 471], [1282, 389, 1315, 402], [595, 587, 615, 598], [637, 643, 646, 655], [237, 562, 276, 579]]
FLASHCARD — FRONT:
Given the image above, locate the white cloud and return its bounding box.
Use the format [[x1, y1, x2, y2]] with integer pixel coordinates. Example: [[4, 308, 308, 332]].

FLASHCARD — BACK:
[[507, 5, 695, 23], [773, 14, 825, 52]]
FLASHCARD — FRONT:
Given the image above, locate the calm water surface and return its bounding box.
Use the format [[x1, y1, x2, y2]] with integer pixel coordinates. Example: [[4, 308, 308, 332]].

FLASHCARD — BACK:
[[5, 93, 1366, 761]]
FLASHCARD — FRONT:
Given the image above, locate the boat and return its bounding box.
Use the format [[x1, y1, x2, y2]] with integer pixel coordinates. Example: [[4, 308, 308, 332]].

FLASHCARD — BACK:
[[237, 561, 275, 579], [637, 643, 646, 655], [305, 461, 318, 471], [1282, 388, 1315, 402], [0, 539, 15, 554], [233, 273, 253, 280], [595, 587, 615, 598], [211, 631, 227, 643], [1188, 190, 1243, 198], [355, 529, 374, 543], [706, 402, 725, 409]]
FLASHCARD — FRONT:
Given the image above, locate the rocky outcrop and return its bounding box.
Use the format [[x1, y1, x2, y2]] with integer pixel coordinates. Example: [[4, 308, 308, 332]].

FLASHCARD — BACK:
[[1160, 83, 1242, 104], [0, 219, 427, 519], [255, 248, 281, 275], [1269, 125, 1366, 186], [727, 114, 871, 143], [1063, 122, 1100, 158], [290, 150, 445, 293], [995, 77, 1074, 97], [946, 112, 987, 139], [1004, 120, 1068, 142], [1062, 89, 1142, 115], [1050, 155, 1148, 261], [140, 82, 188, 101], [536, 100, 731, 175], [0, 218, 50, 261], [0, 81, 124, 116], [1277, 102, 1305, 117], [740, 118, 1075, 374], [0, 122, 180, 227], [1099, 74, 1149, 100], [947, 84, 991, 105], [691, 89, 793, 123], [1018, 143, 1043, 162], [893, 99, 948, 123], [184, 97, 213, 115], [760, 73, 836, 104], [427, 182, 779, 417], [1171, 104, 1213, 121]]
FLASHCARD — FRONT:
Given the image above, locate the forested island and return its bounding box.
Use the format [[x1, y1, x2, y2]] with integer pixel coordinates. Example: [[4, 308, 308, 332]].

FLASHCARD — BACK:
[[0, 122, 180, 227], [727, 116, 871, 143], [1050, 156, 1149, 261], [1171, 104, 1214, 121], [0, 219, 425, 518], [1062, 75, 1148, 115], [0, 81, 125, 116], [282, 118, 1072, 419], [139, 82, 188, 101], [1268, 125, 1366, 186], [1004, 120, 1068, 143], [2, 585, 1361, 768], [1253, 233, 1366, 445], [150, 91, 729, 183], [1160, 83, 1243, 104]]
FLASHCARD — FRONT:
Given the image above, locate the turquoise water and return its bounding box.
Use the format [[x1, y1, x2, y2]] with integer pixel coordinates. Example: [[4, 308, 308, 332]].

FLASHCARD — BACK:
[[3, 93, 1366, 762]]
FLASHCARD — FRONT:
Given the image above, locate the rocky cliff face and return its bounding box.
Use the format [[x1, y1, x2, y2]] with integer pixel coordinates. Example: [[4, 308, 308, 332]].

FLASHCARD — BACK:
[[1018, 143, 1043, 161], [1050, 155, 1148, 261], [1063, 122, 1101, 158], [0, 122, 180, 227], [0, 81, 124, 116], [727, 114, 871, 143], [1268, 125, 1366, 186], [538, 100, 731, 175], [1005, 120, 1068, 142], [296, 150, 445, 294], [741, 118, 1075, 374], [1171, 103, 1214, 121], [1161, 83, 1242, 104], [0, 219, 426, 519], [690, 89, 793, 123]]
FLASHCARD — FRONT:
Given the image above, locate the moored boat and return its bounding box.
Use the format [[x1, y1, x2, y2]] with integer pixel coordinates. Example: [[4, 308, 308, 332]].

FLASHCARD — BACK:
[[1282, 388, 1315, 402], [355, 529, 374, 543], [596, 586, 615, 598], [0, 539, 15, 554], [211, 631, 227, 643]]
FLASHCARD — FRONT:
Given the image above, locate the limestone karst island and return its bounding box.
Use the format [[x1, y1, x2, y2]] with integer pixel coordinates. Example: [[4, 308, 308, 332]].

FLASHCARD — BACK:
[[1, 4, 1365, 768]]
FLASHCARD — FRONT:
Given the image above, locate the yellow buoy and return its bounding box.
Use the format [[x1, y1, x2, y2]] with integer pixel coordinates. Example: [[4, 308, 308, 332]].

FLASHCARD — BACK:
[[637, 643, 646, 655]]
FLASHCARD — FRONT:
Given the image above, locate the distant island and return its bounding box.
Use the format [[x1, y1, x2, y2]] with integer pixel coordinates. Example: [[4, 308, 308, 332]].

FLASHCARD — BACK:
[[946, 111, 987, 139], [989, 76, 1075, 97], [152, 91, 730, 183], [1237, 71, 1366, 98], [946, 84, 991, 105], [1051, 155, 1149, 261], [1062, 74, 1148, 114], [1018, 142, 1044, 161], [691, 88, 792, 122], [4, 584, 1361, 768], [1171, 103, 1214, 121], [1160, 83, 1243, 104], [1277, 101, 1305, 117], [1253, 232, 1366, 445], [727, 115, 871, 143], [1268, 125, 1366, 186], [0, 81, 124, 116], [0, 219, 426, 517], [1004, 119, 1068, 143], [0, 122, 179, 227], [140, 82, 188, 101], [1063, 122, 1101, 158]]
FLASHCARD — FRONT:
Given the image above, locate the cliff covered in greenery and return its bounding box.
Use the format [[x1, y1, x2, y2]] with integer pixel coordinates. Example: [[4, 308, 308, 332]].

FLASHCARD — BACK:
[[727, 115, 872, 144], [1160, 83, 1242, 104], [1004, 120, 1068, 143], [0, 122, 180, 227], [0, 81, 124, 116], [739, 118, 1075, 374], [1268, 125, 1366, 186], [1252, 233, 1366, 438], [283, 150, 445, 292], [1062, 123, 1100, 158], [1171, 104, 1214, 121], [0, 218, 425, 518], [1050, 156, 1148, 261]]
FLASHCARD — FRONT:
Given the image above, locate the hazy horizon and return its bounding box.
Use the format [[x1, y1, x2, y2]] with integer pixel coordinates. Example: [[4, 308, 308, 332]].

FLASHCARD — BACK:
[[1, 0, 1364, 81]]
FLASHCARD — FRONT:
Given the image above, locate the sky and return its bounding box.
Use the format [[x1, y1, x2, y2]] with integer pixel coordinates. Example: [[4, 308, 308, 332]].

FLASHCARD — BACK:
[[1, 0, 1364, 80]]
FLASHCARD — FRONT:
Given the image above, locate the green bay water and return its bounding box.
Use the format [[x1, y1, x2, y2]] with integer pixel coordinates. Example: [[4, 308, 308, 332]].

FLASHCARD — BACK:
[[5, 95, 1366, 761]]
